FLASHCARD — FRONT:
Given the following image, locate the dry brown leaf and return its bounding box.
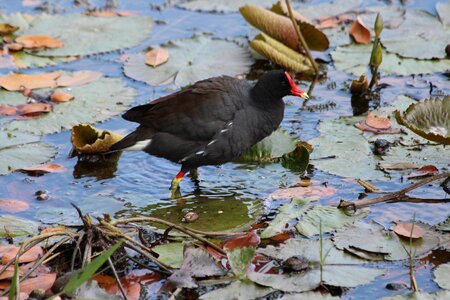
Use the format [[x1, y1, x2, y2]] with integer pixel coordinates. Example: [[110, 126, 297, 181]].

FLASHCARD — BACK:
[[393, 223, 425, 239], [16, 34, 64, 49], [20, 273, 57, 295], [7, 43, 24, 52], [20, 163, 66, 175], [39, 226, 67, 235], [145, 48, 170, 67], [0, 292, 28, 300], [349, 16, 371, 44], [18, 103, 53, 116], [0, 265, 24, 280], [0, 199, 30, 213], [94, 274, 143, 300], [0, 71, 60, 91], [365, 112, 391, 129], [1, 245, 43, 264], [56, 71, 102, 87], [0, 105, 17, 116], [406, 165, 439, 179], [50, 91, 74, 102], [0, 23, 19, 35], [268, 185, 336, 200]]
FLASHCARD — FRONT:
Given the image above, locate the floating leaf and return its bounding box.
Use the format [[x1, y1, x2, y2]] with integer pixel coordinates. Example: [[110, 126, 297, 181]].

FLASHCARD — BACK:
[[393, 223, 425, 239], [268, 185, 336, 200], [50, 91, 74, 102], [18, 103, 52, 115], [179, 0, 275, 13], [144, 48, 169, 67], [0, 199, 30, 212], [20, 163, 66, 175], [0, 105, 17, 115], [20, 273, 57, 295], [0, 23, 19, 35], [381, 10, 449, 59], [225, 233, 258, 279], [395, 96, 450, 145], [349, 17, 371, 44], [434, 263, 450, 290], [2, 77, 135, 135], [153, 243, 184, 269], [0, 71, 60, 91], [250, 33, 313, 73], [355, 112, 401, 134], [123, 35, 251, 87], [298, 0, 362, 20], [2, 245, 43, 264], [56, 71, 102, 87], [71, 124, 123, 154], [18, 14, 152, 56], [200, 281, 273, 300], [0, 215, 39, 237], [406, 165, 439, 179], [331, 44, 450, 76], [0, 131, 56, 176], [16, 34, 63, 49], [223, 231, 260, 251], [240, 4, 329, 52]]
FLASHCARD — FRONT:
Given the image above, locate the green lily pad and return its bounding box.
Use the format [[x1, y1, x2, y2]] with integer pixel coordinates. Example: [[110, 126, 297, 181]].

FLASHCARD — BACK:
[[0, 13, 32, 32], [0, 130, 56, 175], [11, 51, 77, 69], [259, 238, 367, 265], [152, 242, 184, 269], [381, 10, 450, 59], [123, 35, 252, 87], [1, 77, 135, 135], [395, 96, 450, 145], [298, 0, 362, 20], [437, 2, 450, 27], [18, 13, 152, 56], [295, 206, 368, 237], [200, 281, 273, 300], [178, 0, 275, 13], [434, 263, 450, 290], [0, 215, 40, 237], [331, 44, 450, 76]]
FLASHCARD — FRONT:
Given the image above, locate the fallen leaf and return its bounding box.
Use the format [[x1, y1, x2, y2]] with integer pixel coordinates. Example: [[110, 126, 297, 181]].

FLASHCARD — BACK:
[[355, 119, 401, 134], [71, 124, 123, 154], [223, 231, 260, 251], [50, 91, 74, 102], [268, 185, 336, 200], [39, 226, 67, 235], [0, 292, 28, 300], [349, 16, 371, 44], [365, 112, 391, 129], [0, 199, 30, 212], [0, 105, 17, 116], [1, 245, 43, 264], [0, 265, 24, 280], [94, 274, 142, 300], [393, 223, 425, 239], [16, 34, 64, 49], [20, 273, 57, 294], [0, 71, 60, 91], [20, 163, 66, 175], [0, 23, 19, 35], [7, 43, 24, 52], [144, 48, 169, 67], [56, 71, 102, 87], [405, 165, 439, 179], [18, 103, 53, 116]]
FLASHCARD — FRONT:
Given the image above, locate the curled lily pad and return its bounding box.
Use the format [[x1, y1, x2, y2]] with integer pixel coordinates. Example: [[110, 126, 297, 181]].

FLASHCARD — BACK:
[[123, 35, 252, 87], [395, 96, 450, 145], [71, 124, 123, 154], [250, 33, 313, 73]]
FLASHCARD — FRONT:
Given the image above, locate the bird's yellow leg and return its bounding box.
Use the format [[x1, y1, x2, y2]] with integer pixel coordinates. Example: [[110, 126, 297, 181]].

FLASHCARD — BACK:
[[170, 170, 185, 194]]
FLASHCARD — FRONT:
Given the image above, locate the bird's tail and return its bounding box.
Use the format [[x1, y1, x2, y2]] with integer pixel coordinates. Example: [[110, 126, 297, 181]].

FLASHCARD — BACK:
[[108, 126, 154, 152]]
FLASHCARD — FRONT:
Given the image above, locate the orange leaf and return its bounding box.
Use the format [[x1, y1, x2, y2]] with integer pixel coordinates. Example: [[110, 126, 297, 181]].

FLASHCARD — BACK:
[[0, 105, 17, 116], [39, 226, 67, 235], [50, 91, 74, 102], [145, 48, 170, 67], [349, 16, 371, 44], [16, 34, 64, 49], [223, 231, 260, 251], [20, 273, 57, 295], [0, 265, 24, 280], [1, 245, 44, 264], [0, 292, 28, 300], [18, 103, 53, 116], [20, 163, 66, 174], [393, 223, 425, 239], [7, 43, 24, 52], [0, 71, 60, 91], [406, 165, 439, 179], [94, 273, 145, 300], [269, 185, 336, 200], [365, 112, 391, 129], [0, 199, 30, 213], [56, 71, 102, 87]]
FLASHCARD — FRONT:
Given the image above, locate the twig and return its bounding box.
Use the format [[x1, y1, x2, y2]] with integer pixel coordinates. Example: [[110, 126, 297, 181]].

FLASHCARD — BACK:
[[285, 0, 319, 74], [338, 173, 450, 210], [108, 257, 128, 300]]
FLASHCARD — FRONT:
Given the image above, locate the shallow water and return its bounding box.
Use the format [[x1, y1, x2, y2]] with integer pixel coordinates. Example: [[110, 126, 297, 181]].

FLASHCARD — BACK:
[[0, 0, 449, 298]]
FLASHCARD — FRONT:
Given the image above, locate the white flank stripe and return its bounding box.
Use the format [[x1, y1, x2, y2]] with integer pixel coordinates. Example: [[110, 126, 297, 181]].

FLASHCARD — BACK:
[[123, 139, 152, 151]]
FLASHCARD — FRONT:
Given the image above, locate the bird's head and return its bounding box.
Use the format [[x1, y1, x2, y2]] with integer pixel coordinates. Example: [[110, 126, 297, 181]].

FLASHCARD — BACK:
[[254, 70, 309, 101]]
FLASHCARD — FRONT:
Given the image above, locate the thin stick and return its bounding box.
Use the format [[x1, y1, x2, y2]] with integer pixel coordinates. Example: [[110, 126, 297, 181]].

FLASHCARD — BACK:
[[285, 0, 319, 74], [108, 257, 128, 300], [339, 173, 450, 210]]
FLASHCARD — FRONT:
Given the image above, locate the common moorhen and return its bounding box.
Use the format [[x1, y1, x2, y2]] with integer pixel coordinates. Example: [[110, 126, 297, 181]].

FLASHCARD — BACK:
[[110, 70, 308, 192]]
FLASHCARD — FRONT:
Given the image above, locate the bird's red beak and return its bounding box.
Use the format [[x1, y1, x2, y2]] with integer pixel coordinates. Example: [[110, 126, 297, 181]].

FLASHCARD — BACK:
[[284, 72, 309, 99]]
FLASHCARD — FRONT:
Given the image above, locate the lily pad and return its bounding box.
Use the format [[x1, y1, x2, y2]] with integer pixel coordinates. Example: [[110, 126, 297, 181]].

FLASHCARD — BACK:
[[0, 215, 40, 237], [153, 243, 184, 269], [381, 10, 450, 59], [200, 281, 273, 300], [436, 2, 450, 27], [71, 124, 123, 154], [179, 0, 275, 13], [395, 96, 450, 145], [0, 130, 56, 175], [1, 77, 135, 135], [295, 206, 368, 237], [331, 44, 450, 76], [434, 263, 450, 290], [382, 290, 450, 300], [18, 13, 152, 56], [297, 0, 362, 20], [8, 51, 76, 69], [123, 35, 252, 87], [280, 292, 339, 300]]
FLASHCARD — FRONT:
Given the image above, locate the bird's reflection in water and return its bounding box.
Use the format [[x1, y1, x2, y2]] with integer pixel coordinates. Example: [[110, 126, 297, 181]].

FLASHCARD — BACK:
[[73, 152, 122, 180]]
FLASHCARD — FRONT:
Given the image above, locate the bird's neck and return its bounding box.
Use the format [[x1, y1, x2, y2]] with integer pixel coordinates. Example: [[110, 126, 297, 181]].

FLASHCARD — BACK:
[[250, 84, 283, 107]]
